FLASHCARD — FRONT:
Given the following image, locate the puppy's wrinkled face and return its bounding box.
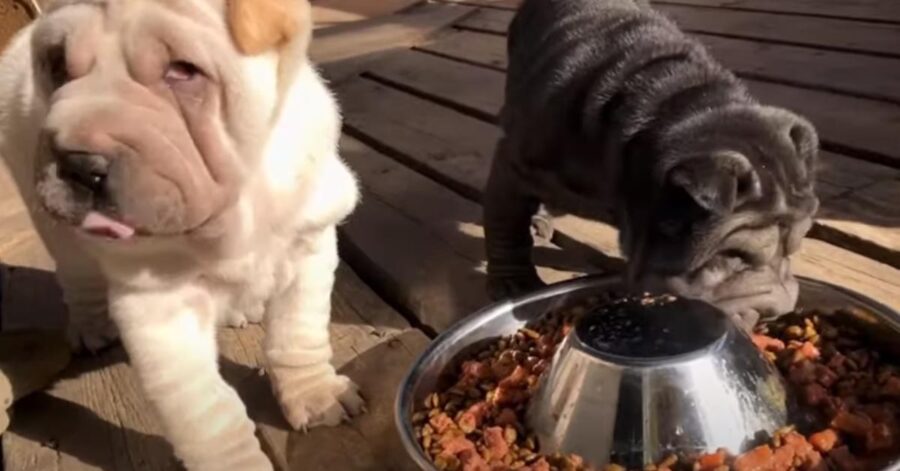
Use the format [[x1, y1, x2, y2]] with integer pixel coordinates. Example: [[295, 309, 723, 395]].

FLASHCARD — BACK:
[[622, 106, 820, 326], [30, 0, 305, 240]]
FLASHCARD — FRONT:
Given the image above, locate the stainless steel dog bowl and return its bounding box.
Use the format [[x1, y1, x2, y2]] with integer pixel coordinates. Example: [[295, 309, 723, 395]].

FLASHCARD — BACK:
[[527, 295, 787, 467], [396, 275, 900, 470]]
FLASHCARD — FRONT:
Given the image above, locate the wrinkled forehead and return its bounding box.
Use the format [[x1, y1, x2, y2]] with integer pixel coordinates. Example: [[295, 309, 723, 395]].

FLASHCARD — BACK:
[[43, 0, 222, 20], [32, 0, 239, 82]]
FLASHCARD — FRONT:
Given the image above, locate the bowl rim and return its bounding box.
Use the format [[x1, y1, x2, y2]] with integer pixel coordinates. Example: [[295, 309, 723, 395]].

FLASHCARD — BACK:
[[394, 274, 900, 471]]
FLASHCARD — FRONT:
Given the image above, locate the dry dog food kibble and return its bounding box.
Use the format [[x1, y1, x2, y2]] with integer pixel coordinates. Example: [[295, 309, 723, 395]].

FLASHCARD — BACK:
[[413, 300, 900, 471]]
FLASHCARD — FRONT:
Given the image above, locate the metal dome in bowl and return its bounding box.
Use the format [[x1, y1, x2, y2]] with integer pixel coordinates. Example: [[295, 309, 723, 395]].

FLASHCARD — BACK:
[[526, 294, 787, 467]]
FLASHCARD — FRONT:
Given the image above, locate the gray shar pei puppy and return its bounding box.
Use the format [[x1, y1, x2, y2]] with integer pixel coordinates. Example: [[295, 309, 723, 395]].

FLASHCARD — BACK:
[[484, 0, 820, 328]]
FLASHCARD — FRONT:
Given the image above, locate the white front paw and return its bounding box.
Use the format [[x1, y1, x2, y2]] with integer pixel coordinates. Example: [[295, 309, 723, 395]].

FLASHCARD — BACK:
[[220, 305, 265, 328], [67, 314, 119, 353], [221, 310, 250, 328], [271, 372, 365, 431]]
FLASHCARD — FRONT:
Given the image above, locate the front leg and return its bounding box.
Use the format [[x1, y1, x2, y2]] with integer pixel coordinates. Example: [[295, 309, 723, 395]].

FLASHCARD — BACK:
[[110, 286, 272, 471], [264, 226, 365, 431], [484, 142, 546, 300]]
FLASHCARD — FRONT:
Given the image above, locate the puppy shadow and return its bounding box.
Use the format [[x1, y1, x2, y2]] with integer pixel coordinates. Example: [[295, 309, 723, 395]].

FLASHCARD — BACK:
[[1, 263, 67, 332], [5, 345, 180, 471]]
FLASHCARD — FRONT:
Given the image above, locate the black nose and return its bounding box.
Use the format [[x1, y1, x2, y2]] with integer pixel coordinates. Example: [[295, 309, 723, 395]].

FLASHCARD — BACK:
[[57, 152, 109, 195]]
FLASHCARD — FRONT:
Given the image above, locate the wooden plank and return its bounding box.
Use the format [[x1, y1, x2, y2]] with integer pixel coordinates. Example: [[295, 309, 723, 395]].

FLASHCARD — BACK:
[[310, 1, 475, 86], [793, 238, 900, 312], [3, 263, 430, 471], [339, 78, 496, 195], [339, 188, 491, 333], [336, 71, 900, 311], [817, 152, 900, 199], [656, 4, 900, 57], [427, 23, 900, 106], [439, 0, 519, 10], [652, 0, 900, 24], [814, 180, 900, 268], [368, 47, 900, 195], [364, 48, 504, 118], [699, 34, 900, 105], [744, 81, 900, 169], [338, 134, 590, 332], [0, 163, 54, 271], [311, 0, 422, 29], [455, 7, 512, 34], [416, 31, 900, 167], [456, 5, 900, 57]]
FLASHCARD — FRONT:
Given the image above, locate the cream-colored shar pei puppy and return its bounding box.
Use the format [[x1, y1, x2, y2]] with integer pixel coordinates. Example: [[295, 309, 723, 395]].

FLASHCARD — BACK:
[[0, 0, 363, 468]]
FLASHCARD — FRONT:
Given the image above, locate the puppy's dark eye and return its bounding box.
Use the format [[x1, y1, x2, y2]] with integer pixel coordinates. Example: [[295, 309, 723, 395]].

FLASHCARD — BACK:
[[164, 61, 203, 83], [45, 45, 69, 88]]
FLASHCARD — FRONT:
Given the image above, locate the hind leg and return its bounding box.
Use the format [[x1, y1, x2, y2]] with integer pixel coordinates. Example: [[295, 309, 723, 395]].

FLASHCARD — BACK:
[[484, 144, 546, 300]]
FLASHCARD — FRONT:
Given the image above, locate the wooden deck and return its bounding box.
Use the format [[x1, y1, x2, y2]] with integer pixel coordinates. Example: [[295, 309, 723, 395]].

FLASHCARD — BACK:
[[2, 0, 899, 469]]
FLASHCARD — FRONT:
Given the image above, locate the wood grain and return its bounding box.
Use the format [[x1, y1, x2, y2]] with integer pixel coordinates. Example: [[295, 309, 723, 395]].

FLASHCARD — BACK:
[[656, 4, 900, 57], [311, 2, 476, 86], [652, 0, 900, 24], [457, 6, 900, 58], [815, 180, 900, 267], [438, 15, 900, 168]]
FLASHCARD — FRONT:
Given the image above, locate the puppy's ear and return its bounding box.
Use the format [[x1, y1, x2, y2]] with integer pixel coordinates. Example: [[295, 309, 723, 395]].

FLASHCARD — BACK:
[[668, 151, 761, 215], [227, 0, 308, 55], [786, 119, 819, 180]]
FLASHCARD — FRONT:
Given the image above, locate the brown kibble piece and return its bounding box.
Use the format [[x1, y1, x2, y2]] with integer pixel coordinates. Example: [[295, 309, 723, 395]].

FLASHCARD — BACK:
[[430, 412, 457, 434], [752, 334, 785, 352], [461, 361, 492, 381], [799, 342, 821, 361], [498, 365, 530, 389], [864, 422, 893, 452], [830, 411, 873, 437], [828, 446, 863, 471], [733, 445, 773, 471], [496, 408, 518, 426], [457, 402, 489, 433], [440, 435, 476, 457], [695, 450, 727, 470], [459, 449, 490, 471], [803, 383, 829, 407], [483, 426, 509, 460], [808, 429, 839, 453], [881, 376, 900, 398]]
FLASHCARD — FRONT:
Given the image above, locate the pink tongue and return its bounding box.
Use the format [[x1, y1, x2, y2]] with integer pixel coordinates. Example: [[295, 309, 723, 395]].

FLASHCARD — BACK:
[[81, 211, 135, 240]]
